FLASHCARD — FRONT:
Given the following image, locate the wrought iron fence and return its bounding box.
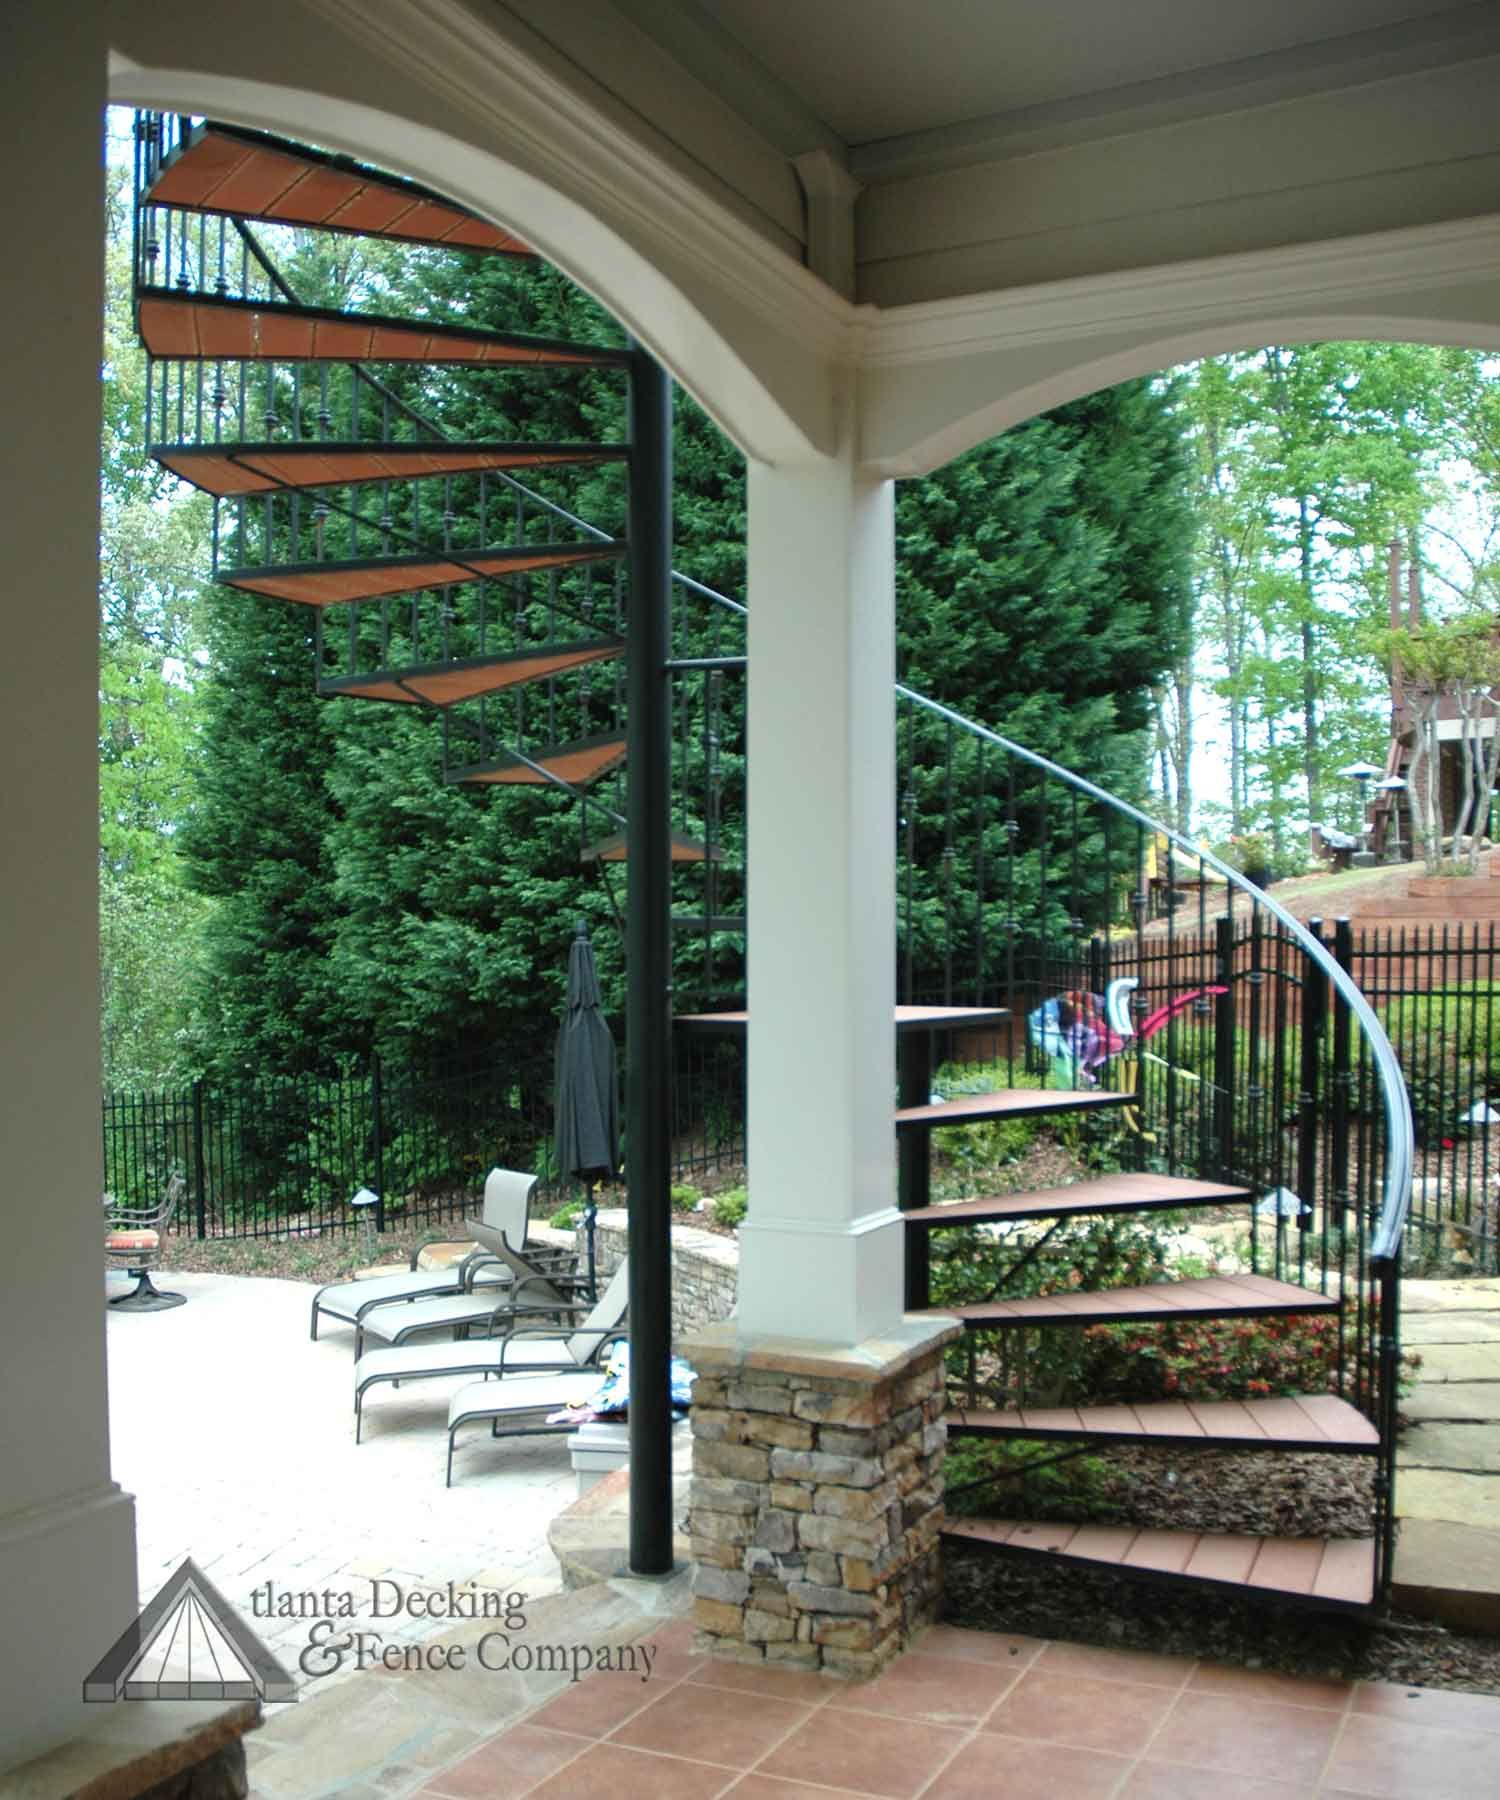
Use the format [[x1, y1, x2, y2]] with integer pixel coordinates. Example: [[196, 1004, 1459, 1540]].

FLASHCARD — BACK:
[[102, 1039, 745, 1240]]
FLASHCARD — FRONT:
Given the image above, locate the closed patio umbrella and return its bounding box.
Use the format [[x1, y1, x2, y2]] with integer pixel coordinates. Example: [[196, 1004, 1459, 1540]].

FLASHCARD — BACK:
[[553, 921, 620, 1296]]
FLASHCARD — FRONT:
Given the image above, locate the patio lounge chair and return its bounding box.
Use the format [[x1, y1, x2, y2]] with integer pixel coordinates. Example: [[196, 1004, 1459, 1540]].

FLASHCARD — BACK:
[[353, 1256, 630, 1441], [310, 1168, 542, 1341], [445, 1369, 620, 1486], [106, 1173, 187, 1312], [349, 1217, 587, 1359]]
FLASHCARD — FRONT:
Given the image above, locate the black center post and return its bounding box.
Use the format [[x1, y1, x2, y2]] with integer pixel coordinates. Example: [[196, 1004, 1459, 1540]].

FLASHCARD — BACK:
[[625, 345, 675, 1575]]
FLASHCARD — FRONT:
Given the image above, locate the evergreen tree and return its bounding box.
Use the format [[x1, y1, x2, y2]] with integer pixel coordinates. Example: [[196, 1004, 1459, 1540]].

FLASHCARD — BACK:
[[181, 230, 1190, 1074]]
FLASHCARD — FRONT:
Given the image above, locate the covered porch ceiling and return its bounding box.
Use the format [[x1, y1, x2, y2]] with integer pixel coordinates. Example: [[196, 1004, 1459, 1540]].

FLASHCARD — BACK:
[[501, 0, 1500, 304]]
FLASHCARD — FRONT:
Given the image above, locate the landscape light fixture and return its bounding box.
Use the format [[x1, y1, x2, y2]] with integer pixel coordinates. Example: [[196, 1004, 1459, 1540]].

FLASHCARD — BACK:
[[350, 1185, 381, 1249], [1338, 761, 1382, 855]]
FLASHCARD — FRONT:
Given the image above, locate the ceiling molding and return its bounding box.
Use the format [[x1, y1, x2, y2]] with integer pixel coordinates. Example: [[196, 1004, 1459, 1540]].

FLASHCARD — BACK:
[[305, 0, 851, 362], [857, 210, 1500, 368], [851, 5, 1500, 184]]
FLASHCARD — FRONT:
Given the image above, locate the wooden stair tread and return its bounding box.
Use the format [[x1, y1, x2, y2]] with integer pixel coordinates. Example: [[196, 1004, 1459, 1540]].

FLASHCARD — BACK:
[[223, 541, 622, 605], [943, 1518, 1375, 1606], [448, 732, 627, 787], [933, 1273, 1338, 1330], [137, 292, 628, 368], [318, 640, 622, 707], [581, 830, 719, 864], [152, 441, 626, 497], [903, 1172, 1251, 1226], [948, 1393, 1378, 1452], [896, 1089, 1130, 1129], [145, 122, 534, 254]]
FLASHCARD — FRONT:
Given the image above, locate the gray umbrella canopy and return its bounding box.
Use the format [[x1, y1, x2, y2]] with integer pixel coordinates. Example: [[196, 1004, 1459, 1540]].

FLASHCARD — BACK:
[[554, 924, 620, 1183]]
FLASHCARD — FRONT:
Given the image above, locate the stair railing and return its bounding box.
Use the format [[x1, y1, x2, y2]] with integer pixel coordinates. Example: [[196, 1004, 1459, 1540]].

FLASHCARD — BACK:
[[894, 683, 1413, 1594]]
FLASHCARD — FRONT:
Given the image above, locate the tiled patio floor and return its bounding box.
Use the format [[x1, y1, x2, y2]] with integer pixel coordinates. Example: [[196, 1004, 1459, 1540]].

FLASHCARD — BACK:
[[417, 1617, 1500, 1800]]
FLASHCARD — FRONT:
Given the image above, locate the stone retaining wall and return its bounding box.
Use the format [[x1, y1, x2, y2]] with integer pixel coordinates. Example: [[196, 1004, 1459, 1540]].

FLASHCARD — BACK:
[[576, 1207, 737, 1341]]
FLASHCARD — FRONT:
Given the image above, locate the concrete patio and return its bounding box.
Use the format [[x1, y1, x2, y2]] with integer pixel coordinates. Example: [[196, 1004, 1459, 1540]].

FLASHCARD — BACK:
[[105, 1268, 583, 1694]]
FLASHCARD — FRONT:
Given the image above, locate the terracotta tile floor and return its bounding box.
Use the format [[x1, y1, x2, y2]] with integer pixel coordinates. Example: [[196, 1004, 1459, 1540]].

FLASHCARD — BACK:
[[417, 1617, 1500, 1800]]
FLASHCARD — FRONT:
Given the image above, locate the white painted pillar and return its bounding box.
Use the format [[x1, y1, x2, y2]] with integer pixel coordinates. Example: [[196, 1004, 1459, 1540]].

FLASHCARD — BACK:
[[738, 388, 904, 1345], [0, 5, 139, 1773]]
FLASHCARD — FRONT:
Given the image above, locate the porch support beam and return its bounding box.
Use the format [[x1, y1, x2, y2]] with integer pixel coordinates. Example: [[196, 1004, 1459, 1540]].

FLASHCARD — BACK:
[[739, 395, 904, 1346]]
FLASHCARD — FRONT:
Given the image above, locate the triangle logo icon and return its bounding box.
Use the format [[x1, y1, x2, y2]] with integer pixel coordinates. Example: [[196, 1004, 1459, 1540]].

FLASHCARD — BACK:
[[84, 1557, 297, 1703]]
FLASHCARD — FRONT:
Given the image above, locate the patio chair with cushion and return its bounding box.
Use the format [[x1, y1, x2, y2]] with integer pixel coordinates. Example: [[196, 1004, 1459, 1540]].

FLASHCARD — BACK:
[[349, 1217, 587, 1359], [106, 1174, 187, 1312], [352, 1255, 629, 1441], [310, 1168, 555, 1340]]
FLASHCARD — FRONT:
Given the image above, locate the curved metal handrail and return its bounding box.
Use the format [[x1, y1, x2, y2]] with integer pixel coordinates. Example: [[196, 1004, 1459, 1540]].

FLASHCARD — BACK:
[[894, 683, 1413, 1269]]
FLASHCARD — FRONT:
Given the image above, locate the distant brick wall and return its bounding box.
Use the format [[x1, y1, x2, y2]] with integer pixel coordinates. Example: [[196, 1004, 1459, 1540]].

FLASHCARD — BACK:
[[578, 1208, 737, 1343]]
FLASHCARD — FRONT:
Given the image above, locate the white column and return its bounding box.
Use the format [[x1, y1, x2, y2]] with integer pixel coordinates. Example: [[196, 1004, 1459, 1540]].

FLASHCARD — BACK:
[[738, 389, 904, 1345], [0, 5, 138, 1773]]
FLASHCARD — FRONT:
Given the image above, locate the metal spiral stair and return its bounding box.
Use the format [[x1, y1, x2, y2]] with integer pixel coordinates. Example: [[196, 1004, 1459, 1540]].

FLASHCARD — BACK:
[[132, 110, 1411, 1618]]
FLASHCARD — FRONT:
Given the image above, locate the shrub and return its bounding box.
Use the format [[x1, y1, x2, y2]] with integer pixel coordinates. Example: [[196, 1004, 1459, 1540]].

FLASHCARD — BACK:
[[547, 1200, 583, 1229], [671, 1182, 703, 1213], [711, 1185, 747, 1230], [1075, 1311, 1342, 1404], [1381, 985, 1500, 1147]]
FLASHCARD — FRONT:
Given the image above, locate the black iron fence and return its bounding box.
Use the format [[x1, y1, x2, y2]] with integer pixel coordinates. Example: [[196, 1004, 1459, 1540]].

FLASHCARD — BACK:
[[102, 1039, 745, 1240]]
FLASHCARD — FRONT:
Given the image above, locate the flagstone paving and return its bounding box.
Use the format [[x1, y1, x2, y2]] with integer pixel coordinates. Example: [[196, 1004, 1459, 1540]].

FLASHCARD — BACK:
[[1393, 1277, 1500, 1626]]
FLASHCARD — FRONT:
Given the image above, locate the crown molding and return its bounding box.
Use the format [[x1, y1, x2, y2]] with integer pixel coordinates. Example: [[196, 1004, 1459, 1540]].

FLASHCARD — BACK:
[[307, 0, 854, 364], [858, 211, 1500, 369]]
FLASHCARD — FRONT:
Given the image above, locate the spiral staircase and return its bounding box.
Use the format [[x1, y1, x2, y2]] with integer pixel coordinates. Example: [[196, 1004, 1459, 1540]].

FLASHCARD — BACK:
[[131, 112, 1413, 1619]]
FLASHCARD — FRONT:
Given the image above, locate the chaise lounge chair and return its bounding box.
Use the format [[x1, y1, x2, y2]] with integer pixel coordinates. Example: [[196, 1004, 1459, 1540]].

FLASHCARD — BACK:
[[309, 1168, 546, 1341], [353, 1256, 629, 1441], [445, 1366, 624, 1486], [349, 1214, 588, 1358]]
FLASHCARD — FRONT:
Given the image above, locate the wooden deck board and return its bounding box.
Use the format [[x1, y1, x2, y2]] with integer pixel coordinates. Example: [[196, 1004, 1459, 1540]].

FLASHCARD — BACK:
[[223, 541, 622, 606], [137, 294, 626, 367], [944, 1517, 1376, 1607], [153, 442, 623, 498], [902, 1172, 1250, 1226], [896, 1089, 1129, 1129], [319, 641, 622, 707], [450, 733, 627, 787], [146, 124, 533, 254], [946, 1394, 1374, 1452], [939, 1273, 1338, 1332]]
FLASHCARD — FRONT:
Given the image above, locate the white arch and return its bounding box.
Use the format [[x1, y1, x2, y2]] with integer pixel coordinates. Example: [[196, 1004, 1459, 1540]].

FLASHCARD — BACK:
[[106, 62, 834, 465], [860, 293, 1498, 478]]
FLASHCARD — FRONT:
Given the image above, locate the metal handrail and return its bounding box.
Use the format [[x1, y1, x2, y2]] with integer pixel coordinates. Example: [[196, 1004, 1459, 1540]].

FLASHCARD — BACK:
[[895, 682, 1414, 1269]]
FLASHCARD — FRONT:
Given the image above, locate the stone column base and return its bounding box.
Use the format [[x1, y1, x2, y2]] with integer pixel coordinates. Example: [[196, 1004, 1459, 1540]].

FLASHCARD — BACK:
[[679, 1315, 960, 1679]]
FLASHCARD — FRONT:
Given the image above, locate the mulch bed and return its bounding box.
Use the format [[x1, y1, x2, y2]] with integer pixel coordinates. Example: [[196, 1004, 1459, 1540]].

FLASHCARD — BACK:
[[944, 1541, 1500, 1696]]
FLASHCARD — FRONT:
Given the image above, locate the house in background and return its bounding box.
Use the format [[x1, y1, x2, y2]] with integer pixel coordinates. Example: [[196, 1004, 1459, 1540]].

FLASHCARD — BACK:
[[7, 0, 1500, 1780], [1374, 539, 1500, 855]]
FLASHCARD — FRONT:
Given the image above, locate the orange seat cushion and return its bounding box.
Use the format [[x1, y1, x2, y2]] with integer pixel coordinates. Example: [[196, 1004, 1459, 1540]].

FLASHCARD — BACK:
[[106, 1230, 160, 1252]]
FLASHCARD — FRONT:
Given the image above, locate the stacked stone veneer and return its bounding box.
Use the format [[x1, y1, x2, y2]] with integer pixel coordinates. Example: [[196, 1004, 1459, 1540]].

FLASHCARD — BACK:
[[580, 1208, 737, 1339], [680, 1319, 960, 1679]]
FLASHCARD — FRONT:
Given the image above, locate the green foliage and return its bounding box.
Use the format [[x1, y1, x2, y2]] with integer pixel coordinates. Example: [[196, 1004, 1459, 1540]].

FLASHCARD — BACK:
[[671, 1183, 703, 1213], [932, 1216, 1175, 1408], [931, 1060, 1039, 1170], [944, 1438, 1117, 1522], [1381, 985, 1500, 1146], [896, 377, 1193, 979], [548, 1200, 583, 1229], [100, 871, 212, 1087], [711, 1186, 748, 1230], [1076, 1312, 1342, 1404]]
